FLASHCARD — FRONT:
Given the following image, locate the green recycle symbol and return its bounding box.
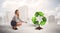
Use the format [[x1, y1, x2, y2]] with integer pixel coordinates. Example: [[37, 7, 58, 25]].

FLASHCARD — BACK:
[[32, 11, 47, 26]]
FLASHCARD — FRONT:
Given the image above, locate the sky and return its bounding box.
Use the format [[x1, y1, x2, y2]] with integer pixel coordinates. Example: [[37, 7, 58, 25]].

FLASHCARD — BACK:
[[0, 0, 59, 10], [0, 0, 60, 18]]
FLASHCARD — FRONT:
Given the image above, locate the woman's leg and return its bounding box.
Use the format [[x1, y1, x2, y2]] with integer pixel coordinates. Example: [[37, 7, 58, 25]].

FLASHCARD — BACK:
[[11, 21, 18, 30], [16, 22, 22, 26], [12, 26, 16, 29], [12, 26, 18, 30]]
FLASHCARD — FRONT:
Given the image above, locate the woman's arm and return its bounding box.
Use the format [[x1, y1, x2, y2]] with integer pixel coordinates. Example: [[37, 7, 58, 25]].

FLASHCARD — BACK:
[[19, 18, 27, 23]]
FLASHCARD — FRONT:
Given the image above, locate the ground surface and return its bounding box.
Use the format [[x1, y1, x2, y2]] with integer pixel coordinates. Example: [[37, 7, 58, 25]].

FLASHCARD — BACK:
[[0, 22, 60, 33]]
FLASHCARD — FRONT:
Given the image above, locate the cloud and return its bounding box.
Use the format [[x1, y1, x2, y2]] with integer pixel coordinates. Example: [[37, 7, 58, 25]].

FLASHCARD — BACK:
[[1, 0, 50, 15], [2, 1, 26, 11], [2, 0, 50, 11], [1, 0, 60, 17], [1, 0, 60, 23]]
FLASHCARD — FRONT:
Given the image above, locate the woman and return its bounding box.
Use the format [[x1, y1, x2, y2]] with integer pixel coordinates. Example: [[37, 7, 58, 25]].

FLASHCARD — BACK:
[[11, 9, 23, 30]]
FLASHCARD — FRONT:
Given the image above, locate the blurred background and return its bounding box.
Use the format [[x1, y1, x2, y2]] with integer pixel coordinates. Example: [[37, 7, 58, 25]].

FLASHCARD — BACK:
[[0, 0, 60, 33]]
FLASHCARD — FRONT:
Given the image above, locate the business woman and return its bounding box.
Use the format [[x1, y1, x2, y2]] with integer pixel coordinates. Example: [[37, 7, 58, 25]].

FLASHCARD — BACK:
[[11, 9, 23, 30]]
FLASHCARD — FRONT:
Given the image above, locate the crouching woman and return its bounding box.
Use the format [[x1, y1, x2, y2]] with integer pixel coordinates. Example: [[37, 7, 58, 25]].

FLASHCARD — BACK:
[[11, 10, 22, 30]]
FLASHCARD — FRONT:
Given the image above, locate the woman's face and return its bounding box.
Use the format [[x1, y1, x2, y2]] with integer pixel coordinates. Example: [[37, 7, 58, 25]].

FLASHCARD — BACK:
[[16, 10, 19, 16]]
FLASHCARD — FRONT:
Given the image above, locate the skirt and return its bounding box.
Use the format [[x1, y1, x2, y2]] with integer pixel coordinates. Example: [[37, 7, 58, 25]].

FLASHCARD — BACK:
[[11, 20, 17, 26]]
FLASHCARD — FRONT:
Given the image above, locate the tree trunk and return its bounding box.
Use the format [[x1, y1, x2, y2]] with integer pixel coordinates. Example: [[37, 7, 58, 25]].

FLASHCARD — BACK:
[[35, 25, 43, 30]]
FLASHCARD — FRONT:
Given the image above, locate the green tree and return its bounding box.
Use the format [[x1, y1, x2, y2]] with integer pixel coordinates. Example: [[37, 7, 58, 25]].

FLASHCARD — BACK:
[[32, 11, 47, 30]]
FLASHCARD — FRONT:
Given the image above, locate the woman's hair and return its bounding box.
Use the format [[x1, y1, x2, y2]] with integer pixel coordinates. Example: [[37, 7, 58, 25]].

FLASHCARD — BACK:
[[15, 9, 18, 14], [15, 9, 19, 17]]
